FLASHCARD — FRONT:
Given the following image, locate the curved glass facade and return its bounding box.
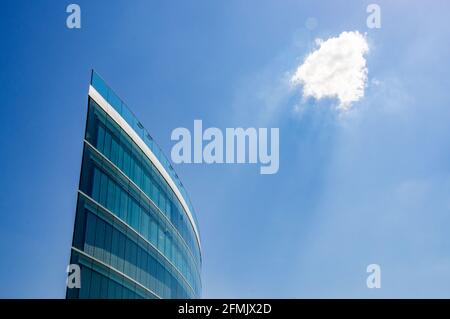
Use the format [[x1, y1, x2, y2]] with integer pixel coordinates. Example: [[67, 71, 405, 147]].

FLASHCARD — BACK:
[[66, 72, 201, 299]]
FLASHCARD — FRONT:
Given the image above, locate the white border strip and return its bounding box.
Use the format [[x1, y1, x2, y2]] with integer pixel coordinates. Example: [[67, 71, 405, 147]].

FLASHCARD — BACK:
[[88, 85, 201, 251]]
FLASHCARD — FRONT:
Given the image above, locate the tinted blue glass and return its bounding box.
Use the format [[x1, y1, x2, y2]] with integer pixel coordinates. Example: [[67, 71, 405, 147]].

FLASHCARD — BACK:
[[90, 71, 200, 236], [67, 72, 201, 299], [81, 129, 201, 292]]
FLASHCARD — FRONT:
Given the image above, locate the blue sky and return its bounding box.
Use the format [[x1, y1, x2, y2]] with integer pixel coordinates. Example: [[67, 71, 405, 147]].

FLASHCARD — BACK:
[[1, 0, 450, 298]]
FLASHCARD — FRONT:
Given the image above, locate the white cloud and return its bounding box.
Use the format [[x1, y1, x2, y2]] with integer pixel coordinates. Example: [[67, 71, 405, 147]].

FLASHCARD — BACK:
[[291, 31, 369, 111]]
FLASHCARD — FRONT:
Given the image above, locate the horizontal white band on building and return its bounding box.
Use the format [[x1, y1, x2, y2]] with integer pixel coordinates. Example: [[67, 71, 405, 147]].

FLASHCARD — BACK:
[[88, 85, 201, 252]]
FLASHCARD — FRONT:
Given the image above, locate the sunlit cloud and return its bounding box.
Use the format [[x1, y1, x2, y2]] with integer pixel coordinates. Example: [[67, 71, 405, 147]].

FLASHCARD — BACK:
[[291, 31, 369, 111]]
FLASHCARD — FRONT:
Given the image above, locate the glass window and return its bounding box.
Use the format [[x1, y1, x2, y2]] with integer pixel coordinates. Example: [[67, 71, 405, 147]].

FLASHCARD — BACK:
[[79, 266, 92, 299], [103, 130, 112, 158], [155, 262, 163, 297], [134, 205, 141, 232], [119, 189, 127, 221], [166, 201, 172, 220], [91, 72, 109, 99], [107, 279, 118, 299], [113, 183, 121, 216], [149, 254, 157, 292], [134, 162, 142, 187], [117, 232, 125, 273], [165, 234, 172, 261], [129, 241, 137, 280], [75, 98, 202, 298], [143, 174, 150, 195], [141, 212, 149, 240], [117, 143, 124, 171], [150, 182, 158, 204], [129, 157, 136, 181], [136, 246, 142, 284], [114, 282, 123, 299], [123, 150, 130, 176], [171, 241, 177, 269], [103, 222, 112, 265], [121, 104, 134, 126], [106, 178, 116, 213], [84, 212, 97, 257], [89, 270, 101, 298], [150, 217, 158, 246], [110, 226, 119, 270], [139, 248, 148, 287], [96, 124, 105, 153], [91, 169, 101, 204], [108, 91, 122, 113], [157, 226, 165, 253], [100, 275, 108, 299], [126, 198, 134, 226], [94, 217, 106, 261], [124, 238, 131, 276], [159, 195, 166, 216], [99, 172, 108, 207], [111, 138, 119, 165]]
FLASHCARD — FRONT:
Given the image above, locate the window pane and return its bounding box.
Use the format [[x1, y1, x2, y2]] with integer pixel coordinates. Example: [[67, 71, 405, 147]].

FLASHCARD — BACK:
[[84, 212, 97, 256], [94, 217, 105, 261]]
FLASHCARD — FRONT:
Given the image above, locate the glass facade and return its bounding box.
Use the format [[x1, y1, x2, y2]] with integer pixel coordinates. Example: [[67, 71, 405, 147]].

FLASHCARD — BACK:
[[66, 71, 201, 299]]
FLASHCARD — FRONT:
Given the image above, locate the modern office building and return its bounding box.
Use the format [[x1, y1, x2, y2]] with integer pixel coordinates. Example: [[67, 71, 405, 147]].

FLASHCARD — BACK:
[[66, 71, 202, 299]]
